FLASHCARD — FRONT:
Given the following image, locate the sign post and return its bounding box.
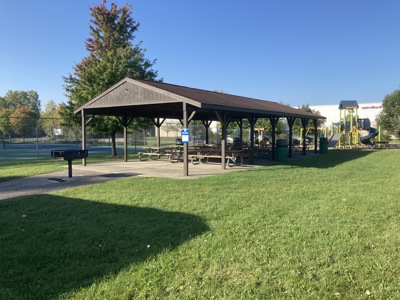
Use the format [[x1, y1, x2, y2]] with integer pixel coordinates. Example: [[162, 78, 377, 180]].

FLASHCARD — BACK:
[[182, 128, 189, 176]]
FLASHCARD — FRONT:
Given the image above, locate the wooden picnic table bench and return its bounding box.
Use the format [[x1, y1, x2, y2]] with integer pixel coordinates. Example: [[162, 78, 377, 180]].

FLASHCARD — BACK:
[[190, 149, 243, 167], [138, 147, 163, 161], [165, 146, 185, 163]]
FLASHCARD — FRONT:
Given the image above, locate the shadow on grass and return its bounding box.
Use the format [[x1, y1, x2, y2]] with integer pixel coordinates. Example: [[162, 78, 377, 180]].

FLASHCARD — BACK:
[[286, 149, 375, 168], [252, 149, 375, 170], [0, 195, 209, 299]]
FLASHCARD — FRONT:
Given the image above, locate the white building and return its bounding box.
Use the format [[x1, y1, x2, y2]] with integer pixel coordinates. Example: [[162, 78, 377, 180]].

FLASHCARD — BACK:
[[157, 102, 383, 138], [310, 102, 383, 128]]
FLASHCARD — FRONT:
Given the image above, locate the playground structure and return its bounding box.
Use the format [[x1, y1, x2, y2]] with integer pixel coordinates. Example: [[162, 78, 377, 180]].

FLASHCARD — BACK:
[[328, 100, 380, 149]]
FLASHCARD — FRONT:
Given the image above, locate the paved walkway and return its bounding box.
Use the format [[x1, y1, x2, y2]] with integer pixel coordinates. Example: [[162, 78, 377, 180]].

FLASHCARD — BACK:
[[0, 159, 259, 201]]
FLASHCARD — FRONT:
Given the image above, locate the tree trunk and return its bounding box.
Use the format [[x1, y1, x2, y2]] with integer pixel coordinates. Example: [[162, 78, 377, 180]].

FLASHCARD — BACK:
[[111, 132, 117, 157]]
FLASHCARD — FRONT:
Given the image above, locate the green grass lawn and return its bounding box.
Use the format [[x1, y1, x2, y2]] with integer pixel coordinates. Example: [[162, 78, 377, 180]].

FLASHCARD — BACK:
[[0, 160, 67, 182], [0, 155, 139, 182], [1, 150, 400, 299]]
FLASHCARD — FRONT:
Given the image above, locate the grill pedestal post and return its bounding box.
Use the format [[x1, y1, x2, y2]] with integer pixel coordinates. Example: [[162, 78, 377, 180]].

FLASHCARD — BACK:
[[68, 160, 73, 178]]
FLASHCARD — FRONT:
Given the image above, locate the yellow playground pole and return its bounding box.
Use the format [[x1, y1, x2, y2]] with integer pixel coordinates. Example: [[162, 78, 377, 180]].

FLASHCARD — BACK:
[[378, 126, 381, 142]]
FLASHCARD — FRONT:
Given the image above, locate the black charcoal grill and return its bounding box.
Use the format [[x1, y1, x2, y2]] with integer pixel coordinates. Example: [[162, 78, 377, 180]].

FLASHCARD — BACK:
[[51, 149, 88, 178]]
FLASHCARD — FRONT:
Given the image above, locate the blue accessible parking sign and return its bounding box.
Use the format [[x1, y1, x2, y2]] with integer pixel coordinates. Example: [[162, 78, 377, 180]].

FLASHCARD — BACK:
[[181, 128, 189, 144]]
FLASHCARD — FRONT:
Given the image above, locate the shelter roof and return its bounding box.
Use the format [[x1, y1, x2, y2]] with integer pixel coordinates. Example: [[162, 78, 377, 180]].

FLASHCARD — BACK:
[[75, 77, 325, 121], [339, 100, 359, 110]]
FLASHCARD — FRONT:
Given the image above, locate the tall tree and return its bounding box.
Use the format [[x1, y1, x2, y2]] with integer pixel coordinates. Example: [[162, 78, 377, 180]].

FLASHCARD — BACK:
[[163, 121, 180, 137], [40, 101, 63, 139], [377, 89, 400, 138], [9, 106, 37, 139], [255, 117, 287, 138], [0, 91, 41, 117], [0, 109, 13, 141], [62, 0, 158, 156]]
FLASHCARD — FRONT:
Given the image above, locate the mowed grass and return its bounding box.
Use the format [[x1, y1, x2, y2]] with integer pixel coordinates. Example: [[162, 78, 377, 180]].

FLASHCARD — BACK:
[[0, 160, 66, 182], [1, 150, 400, 299], [0, 155, 138, 182]]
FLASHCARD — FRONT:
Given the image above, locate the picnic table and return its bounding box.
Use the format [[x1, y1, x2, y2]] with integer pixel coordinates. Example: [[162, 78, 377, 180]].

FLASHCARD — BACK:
[[190, 146, 243, 167], [138, 146, 189, 163], [138, 147, 162, 161], [165, 146, 184, 162]]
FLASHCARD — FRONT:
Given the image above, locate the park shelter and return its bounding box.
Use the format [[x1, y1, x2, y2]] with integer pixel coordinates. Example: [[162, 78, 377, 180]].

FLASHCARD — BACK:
[[74, 77, 325, 176]]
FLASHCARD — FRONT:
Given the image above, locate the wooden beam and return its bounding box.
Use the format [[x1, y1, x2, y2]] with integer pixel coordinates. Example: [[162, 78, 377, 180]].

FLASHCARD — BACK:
[[301, 118, 309, 155], [215, 111, 230, 169], [269, 117, 280, 160], [151, 117, 165, 149], [123, 115, 128, 162], [85, 115, 94, 125], [287, 117, 296, 158], [313, 119, 318, 154], [81, 110, 87, 166], [188, 111, 197, 122], [237, 119, 243, 143], [201, 120, 212, 144], [247, 114, 258, 164]]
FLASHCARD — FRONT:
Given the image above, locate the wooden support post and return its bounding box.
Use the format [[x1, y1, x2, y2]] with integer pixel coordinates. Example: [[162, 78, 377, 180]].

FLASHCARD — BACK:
[[201, 120, 212, 144], [151, 117, 165, 149], [269, 117, 279, 161], [287, 117, 296, 158], [123, 116, 128, 162], [81, 110, 87, 166], [301, 118, 309, 155], [215, 111, 230, 169], [247, 115, 257, 164], [237, 119, 243, 143], [221, 114, 227, 169], [116, 116, 135, 162], [313, 119, 318, 154], [156, 126, 161, 149]]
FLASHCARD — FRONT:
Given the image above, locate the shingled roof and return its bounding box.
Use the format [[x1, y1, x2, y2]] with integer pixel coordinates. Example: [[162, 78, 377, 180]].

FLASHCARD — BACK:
[[75, 77, 324, 121], [339, 100, 359, 110]]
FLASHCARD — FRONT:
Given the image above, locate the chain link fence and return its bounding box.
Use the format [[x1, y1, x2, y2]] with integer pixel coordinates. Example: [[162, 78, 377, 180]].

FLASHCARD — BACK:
[[0, 116, 159, 161], [1, 117, 256, 161]]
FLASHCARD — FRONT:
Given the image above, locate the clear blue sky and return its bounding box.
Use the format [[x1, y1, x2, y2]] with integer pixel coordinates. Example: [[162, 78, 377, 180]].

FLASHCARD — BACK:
[[1, 0, 399, 110]]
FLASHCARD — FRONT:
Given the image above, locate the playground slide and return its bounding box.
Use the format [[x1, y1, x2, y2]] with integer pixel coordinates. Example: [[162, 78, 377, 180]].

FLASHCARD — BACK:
[[360, 127, 379, 145], [328, 133, 342, 148]]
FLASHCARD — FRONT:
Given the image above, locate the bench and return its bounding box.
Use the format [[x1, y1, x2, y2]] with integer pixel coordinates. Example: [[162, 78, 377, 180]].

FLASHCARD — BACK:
[[190, 153, 242, 167], [138, 152, 162, 161], [165, 149, 183, 163]]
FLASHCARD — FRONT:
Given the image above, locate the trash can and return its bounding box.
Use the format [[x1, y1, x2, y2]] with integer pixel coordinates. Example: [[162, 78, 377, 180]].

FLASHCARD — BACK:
[[276, 139, 288, 162], [319, 137, 328, 154]]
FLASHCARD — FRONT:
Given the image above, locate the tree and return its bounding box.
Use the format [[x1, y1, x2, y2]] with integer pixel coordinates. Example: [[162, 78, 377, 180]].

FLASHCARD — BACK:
[[9, 106, 37, 139], [163, 121, 179, 137], [377, 89, 400, 138], [0, 90, 41, 117], [62, 0, 158, 156], [292, 104, 324, 136], [40, 101, 63, 139], [0, 109, 12, 141], [255, 117, 287, 139]]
